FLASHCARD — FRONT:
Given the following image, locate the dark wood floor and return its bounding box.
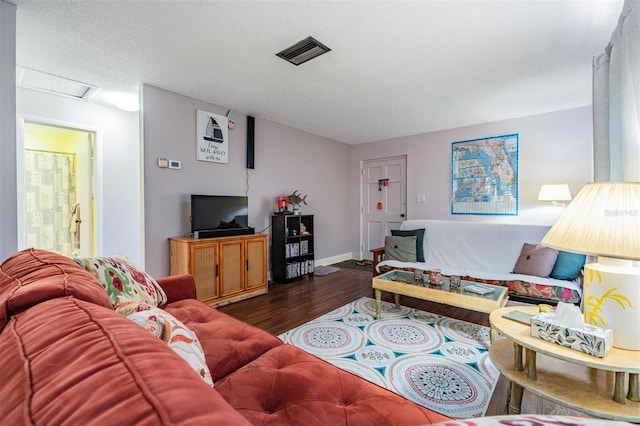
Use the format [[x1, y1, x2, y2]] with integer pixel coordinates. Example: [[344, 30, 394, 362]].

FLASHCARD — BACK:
[[217, 266, 510, 416]]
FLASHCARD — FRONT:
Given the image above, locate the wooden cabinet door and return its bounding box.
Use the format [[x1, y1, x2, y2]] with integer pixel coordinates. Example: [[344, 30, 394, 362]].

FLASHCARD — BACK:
[[170, 234, 267, 305], [190, 243, 219, 301], [246, 236, 267, 290], [219, 240, 244, 297]]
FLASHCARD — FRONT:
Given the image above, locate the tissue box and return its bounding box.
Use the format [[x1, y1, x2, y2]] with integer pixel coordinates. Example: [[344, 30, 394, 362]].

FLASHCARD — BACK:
[[530, 312, 613, 358]]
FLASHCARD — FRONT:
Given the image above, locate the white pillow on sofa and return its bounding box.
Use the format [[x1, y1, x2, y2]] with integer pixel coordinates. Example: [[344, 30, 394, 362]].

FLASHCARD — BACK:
[[114, 297, 214, 387]]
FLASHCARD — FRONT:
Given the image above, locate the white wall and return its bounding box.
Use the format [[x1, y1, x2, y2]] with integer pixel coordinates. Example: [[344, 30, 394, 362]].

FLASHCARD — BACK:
[[0, 0, 17, 260], [142, 85, 352, 278], [350, 107, 594, 255], [16, 88, 142, 265], [6, 76, 595, 274]]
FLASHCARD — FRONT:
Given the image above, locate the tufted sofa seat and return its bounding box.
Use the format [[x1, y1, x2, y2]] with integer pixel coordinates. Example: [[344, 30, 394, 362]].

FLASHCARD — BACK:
[[0, 248, 449, 425]]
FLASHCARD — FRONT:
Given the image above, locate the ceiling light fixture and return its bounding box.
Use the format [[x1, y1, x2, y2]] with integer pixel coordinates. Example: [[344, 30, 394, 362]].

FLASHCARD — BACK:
[[17, 67, 97, 100], [276, 36, 331, 66]]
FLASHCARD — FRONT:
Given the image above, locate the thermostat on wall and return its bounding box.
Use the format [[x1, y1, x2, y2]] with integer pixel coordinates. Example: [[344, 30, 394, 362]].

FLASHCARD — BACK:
[[169, 160, 181, 169]]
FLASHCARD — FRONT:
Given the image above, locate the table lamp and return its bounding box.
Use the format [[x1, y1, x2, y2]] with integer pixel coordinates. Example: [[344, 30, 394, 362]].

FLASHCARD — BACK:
[[538, 184, 572, 207], [541, 182, 640, 350]]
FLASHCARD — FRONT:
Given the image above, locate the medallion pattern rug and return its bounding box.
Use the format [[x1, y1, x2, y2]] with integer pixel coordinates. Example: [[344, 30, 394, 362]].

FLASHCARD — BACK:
[[278, 297, 499, 419]]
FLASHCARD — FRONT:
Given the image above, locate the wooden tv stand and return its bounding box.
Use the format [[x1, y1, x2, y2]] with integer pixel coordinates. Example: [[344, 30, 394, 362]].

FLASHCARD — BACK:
[[169, 233, 268, 307]]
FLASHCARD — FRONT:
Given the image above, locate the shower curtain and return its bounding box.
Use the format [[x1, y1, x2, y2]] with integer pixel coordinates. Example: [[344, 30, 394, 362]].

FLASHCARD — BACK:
[[24, 149, 78, 256]]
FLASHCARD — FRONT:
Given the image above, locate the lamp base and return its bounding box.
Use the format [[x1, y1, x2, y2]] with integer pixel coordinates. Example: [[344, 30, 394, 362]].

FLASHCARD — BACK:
[[583, 257, 640, 350]]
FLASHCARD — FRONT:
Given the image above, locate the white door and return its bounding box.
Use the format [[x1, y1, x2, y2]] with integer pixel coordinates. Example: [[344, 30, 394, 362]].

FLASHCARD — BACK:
[[361, 156, 407, 260]]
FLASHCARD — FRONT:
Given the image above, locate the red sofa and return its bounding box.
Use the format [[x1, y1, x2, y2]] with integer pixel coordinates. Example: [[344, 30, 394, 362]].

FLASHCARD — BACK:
[[0, 249, 450, 425]]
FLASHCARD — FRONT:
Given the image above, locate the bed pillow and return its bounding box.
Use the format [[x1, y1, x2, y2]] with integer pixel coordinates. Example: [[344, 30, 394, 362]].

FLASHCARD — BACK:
[[385, 235, 417, 262], [550, 251, 587, 280], [74, 256, 167, 307], [115, 297, 214, 387], [512, 243, 559, 278], [391, 228, 426, 262]]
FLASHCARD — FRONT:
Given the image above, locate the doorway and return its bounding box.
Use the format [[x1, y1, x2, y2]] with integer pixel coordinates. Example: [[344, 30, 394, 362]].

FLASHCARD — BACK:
[[19, 121, 95, 258], [360, 156, 407, 260]]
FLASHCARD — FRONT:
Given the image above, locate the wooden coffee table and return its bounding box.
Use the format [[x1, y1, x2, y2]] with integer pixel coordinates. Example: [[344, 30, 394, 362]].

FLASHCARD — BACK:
[[489, 306, 640, 422], [372, 269, 508, 319]]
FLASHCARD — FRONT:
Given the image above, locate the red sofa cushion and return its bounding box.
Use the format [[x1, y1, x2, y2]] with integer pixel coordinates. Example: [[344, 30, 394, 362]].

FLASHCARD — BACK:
[[215, 344, 450, 425], [0, 248, 112, 330], [0, 296, 250, 425], [164, 299, 283, 382]]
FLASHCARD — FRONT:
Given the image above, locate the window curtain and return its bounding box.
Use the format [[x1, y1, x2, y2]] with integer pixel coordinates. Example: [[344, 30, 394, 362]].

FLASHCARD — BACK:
[[592, 0, 640, 182], [24, 150, 77, 256]]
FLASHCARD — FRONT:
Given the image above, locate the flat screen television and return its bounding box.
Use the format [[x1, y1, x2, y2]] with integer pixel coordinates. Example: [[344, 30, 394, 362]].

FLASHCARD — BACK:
[[190, 195, 254, 239]]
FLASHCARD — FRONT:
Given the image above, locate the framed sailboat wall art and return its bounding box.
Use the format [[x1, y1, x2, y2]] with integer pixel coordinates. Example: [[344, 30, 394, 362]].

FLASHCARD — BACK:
[[196, 109, 229, 163]]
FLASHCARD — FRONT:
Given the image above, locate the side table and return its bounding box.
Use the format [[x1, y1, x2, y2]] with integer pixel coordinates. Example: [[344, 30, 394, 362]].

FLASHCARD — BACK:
[[489, 306, 640, 422]]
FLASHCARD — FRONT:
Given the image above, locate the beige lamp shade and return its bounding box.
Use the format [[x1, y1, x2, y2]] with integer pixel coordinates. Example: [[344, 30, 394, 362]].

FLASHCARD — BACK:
[[537, 184, 572, 202], [541, 182, 640, 260], [541, 182, 640, 350]]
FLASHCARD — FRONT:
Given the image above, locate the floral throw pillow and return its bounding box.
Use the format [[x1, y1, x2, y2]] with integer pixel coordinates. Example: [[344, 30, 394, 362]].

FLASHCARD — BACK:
[[115, 297, 214, 387], [74, 256, 167, 307]]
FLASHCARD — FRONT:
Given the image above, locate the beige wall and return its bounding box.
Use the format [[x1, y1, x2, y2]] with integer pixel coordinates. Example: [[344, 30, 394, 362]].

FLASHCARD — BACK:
[[0, 0, 17, 260], [142, 85, 352, 278], [350, 106, 594, 259], [17, 87, 142, 264]]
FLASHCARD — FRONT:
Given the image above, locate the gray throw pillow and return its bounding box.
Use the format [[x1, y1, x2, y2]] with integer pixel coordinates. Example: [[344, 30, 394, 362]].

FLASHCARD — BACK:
[[384, 236, 417, 262], [391, 228, 425, 262], [512, 243, 559, 278]]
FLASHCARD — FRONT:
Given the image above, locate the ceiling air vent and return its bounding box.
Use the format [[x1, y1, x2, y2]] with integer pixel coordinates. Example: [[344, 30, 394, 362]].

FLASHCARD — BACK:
[[276, 36, 331, 66], [17, 67, 97, 100]]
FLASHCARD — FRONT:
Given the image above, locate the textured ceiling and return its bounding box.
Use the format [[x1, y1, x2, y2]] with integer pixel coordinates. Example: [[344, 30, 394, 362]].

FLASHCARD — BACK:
[[14, 0, 622, 144]]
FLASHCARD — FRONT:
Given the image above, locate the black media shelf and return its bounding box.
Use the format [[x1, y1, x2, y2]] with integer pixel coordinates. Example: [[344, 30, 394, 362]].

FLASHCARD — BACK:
[[271, 214, 314, 283]]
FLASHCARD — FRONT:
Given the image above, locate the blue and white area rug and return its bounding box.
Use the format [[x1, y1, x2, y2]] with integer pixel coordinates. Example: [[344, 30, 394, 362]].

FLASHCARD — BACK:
[[278, 297, 499, 419]]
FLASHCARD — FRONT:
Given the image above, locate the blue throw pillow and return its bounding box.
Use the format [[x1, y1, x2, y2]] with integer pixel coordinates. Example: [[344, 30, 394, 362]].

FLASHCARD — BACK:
[[391, 228, 425, 262], [550, 251, 586, 280]]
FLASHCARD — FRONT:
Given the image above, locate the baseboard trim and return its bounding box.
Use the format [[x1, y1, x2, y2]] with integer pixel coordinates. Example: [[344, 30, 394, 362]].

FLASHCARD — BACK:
[[315, 252, 359, 266]]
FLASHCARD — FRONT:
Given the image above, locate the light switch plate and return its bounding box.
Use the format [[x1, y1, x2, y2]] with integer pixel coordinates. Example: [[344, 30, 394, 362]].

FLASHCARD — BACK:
[[157, 158, 169, 168]]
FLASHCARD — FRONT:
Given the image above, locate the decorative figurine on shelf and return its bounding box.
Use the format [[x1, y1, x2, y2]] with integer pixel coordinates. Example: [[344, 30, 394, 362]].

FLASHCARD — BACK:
[[276, 196, 290, 214], [288, 190, 308, 215], [300, 223, 307, 235]]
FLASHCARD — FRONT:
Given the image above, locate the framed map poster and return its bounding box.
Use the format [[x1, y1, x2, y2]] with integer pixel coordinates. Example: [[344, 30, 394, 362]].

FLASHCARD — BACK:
[[451, 133, 518, 215], [196, 109, 229, 163]]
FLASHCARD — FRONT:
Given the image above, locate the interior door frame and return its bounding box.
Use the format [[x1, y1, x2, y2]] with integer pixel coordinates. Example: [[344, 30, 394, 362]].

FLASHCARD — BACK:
[[16, 114, 102, 255], [359, 155, 407, 260]]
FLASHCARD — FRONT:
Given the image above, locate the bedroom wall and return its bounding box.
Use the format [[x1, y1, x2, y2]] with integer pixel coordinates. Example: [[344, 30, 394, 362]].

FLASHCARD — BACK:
[[142, 85, 351, 278], [349, 106, 594, 258]]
